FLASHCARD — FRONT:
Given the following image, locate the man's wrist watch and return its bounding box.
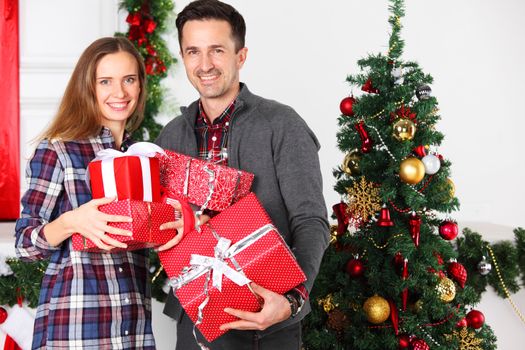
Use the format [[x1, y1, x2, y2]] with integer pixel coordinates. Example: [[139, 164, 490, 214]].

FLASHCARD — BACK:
[[285, 291, 305, 318]]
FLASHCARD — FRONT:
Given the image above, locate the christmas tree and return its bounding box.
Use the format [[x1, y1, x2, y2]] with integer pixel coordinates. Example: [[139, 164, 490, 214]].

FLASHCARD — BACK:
[[303, 1, 498, 349]]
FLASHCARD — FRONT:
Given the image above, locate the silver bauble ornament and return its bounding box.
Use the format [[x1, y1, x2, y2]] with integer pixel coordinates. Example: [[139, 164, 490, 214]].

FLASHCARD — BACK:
[[477, 256, 492, 276], [422, 154, 441, 175], [416, 85, 432, 100]]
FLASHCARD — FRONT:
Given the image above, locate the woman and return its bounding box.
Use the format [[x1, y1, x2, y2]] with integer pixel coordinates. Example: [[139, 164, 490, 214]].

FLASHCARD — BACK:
[[15, 37, 177, 349]]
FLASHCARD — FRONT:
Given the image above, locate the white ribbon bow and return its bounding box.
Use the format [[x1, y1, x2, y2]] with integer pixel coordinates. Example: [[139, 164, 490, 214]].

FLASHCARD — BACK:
[[93, 142, 165, 202], [189, 237, 251, 292]]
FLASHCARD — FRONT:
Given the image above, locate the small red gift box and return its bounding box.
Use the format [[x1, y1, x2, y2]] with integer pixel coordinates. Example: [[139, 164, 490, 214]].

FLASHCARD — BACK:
[[89, 142, 163, 202], [157, 150, 254, 211], [159, 192, 306, 342], [72, 199, 177, 252]]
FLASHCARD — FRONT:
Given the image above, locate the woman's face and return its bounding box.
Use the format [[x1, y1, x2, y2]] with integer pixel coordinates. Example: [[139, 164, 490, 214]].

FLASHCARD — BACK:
[[95, 51, 140, 129]]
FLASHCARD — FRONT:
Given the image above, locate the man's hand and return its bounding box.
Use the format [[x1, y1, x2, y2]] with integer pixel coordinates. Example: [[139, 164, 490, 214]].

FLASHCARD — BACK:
[[219, 283, 291, 331], [156, 199, 210, 251]]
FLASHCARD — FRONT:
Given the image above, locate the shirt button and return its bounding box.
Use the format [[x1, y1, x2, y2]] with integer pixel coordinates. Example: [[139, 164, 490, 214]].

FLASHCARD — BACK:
[[125, 330, 129, 336], [125, 298, 130, 304], [211, 136, 217, 142], [225, 122, 229, 126], [120, 146, 126, 151], [118, 267, 123, 273]]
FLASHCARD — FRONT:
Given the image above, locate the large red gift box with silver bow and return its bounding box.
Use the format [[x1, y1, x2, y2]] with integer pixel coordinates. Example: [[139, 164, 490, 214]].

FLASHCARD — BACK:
[[71, 199, 177, 252], [157, 150, 254, 211], [158, 192, 306, 342], [89, 142, 162, 202]]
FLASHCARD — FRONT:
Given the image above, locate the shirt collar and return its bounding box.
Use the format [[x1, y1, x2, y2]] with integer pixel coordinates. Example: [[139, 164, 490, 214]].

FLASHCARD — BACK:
[[198, 98, 237, 126]]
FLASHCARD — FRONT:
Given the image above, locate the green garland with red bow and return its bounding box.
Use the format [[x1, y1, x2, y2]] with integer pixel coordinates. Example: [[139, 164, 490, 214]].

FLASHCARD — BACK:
[[118, 0, 177, 141]]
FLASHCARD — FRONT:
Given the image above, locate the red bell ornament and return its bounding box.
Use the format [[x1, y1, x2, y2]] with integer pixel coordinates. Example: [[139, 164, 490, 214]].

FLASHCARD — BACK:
[[346, 258, 365, 278], [439, 220, 458, 240], [340, 96, 356, 116], [377, 205, 394, 227], [355, 121, 373, 153], [466, 309, 485, 329], [408, 212, 421, 247]]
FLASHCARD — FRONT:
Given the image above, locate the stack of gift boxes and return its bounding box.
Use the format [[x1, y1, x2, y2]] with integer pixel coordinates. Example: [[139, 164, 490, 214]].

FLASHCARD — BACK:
[[74, 143, 306, 342]]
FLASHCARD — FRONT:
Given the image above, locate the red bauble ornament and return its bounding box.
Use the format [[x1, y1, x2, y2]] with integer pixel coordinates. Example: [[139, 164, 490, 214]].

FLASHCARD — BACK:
[[410, 338, 430, 350], [346, 258, 365, 278], [456, 317, 468, 328], [439, 220, 458, 240], [0, 306, 7, 324], [408, 212, 421, 247], [355, 121, 373, 153], [448, 261, 467, 288], [466, 310, 485, 329], [362, 78, 379, 94], [398, 334, 410, 349], [340, 96, 356, 116]]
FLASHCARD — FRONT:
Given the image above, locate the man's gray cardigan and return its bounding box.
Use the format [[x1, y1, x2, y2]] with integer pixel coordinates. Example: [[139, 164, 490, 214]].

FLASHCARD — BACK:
[[155, 83, 330, 335]]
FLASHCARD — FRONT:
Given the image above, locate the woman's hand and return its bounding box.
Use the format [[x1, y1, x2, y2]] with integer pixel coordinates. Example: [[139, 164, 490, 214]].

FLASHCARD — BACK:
[[45, 196, 132, 250]]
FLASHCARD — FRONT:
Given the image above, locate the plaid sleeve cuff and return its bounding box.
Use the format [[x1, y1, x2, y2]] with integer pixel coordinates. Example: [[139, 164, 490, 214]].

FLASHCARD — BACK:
[[290, 283, 309, 300], [34, 225, 61, 252]]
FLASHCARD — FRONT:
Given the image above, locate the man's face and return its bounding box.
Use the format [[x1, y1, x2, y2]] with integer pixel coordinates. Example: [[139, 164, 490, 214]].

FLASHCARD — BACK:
[[180, 19, 247, 104]]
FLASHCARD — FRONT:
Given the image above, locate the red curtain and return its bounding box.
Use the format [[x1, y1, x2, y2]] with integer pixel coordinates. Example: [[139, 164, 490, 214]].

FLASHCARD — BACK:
[[0, 0, 20, 219]]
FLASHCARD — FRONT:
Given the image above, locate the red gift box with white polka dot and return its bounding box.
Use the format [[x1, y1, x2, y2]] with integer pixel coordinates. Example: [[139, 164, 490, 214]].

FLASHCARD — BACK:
[[158, 192, 306, 342], [156, 150, 254, 211], [71, 199, 177, 252]]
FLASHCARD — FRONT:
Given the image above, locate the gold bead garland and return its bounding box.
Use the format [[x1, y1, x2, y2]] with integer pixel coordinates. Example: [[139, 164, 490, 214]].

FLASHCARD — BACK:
[[487, 245, 525, 325]]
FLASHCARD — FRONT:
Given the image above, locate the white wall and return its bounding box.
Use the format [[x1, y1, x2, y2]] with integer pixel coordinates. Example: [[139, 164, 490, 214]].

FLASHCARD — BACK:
[[166, 0, 525, 230], [12, 0, 525, 349]]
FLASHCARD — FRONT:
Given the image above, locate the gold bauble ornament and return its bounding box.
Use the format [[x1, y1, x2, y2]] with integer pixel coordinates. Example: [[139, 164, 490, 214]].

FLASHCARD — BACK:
[[436, 276, 456, 303], [399, 157, 425, 184], [363, 295, 390, 324], [343, 149, 361, 175], [392, 118, 416, 141]]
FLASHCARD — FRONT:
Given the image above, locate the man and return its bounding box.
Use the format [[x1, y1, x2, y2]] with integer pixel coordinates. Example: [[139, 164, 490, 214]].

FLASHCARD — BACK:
[[155, 1, 329, 348]]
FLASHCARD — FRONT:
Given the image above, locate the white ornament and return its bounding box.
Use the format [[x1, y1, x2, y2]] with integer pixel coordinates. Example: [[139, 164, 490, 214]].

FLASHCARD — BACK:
[[392, 67, 404, 85], [422, 154, 441, 175], [0, 255, 13, 276]]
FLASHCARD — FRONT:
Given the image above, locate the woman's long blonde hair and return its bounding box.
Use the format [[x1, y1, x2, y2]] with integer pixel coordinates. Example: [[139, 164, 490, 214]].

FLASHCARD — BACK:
[[40, 36, 146, 141]]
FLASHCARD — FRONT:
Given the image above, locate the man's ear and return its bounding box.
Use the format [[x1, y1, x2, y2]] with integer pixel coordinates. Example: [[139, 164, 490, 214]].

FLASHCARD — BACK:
[[237, 47, 248, 69]]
